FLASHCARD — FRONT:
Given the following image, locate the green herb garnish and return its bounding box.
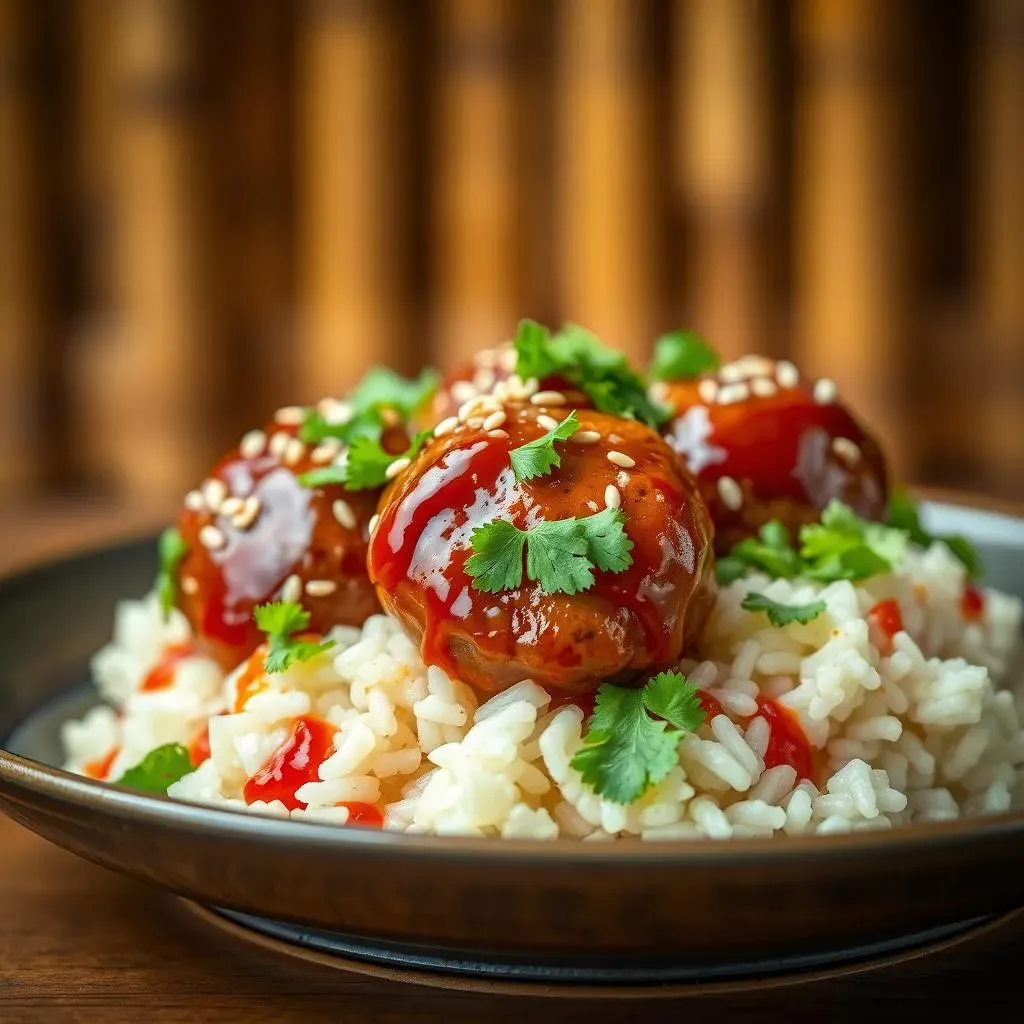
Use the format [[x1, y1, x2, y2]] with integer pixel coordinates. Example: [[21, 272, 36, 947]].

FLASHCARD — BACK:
[[740, 592, 827, 627], [569, 672, 705, 804], [300, 430, 430, 491], [465, 506, 633, 596], [509, 410, 580, 482], [649, 330, 719, 381], [886, 491, 983, 579], [156, 527, 188, 621], [512, 319, 669, 429], [113, 743, 193, 794], [254, 601, 335, 674]]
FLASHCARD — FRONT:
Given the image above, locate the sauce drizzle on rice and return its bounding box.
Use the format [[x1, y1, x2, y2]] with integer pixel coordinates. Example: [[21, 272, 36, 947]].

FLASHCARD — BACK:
[[140, 643, 197, 692], [243, 715, 336, 811], [756, 698, 814, 781]]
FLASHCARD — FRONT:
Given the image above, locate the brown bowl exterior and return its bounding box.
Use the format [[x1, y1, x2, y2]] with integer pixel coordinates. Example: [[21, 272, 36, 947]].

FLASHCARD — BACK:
[[0, 504, 1023, 965]]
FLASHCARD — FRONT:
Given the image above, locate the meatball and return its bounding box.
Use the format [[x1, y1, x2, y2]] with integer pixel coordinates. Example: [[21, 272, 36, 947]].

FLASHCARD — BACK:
[[175, 407, 383, 670], [658, 355, 888, 553], [368, 398, 715, 698], [431, 343, 587, 424]]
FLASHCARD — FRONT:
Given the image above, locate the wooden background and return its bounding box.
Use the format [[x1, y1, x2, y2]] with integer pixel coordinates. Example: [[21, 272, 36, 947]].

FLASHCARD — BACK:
[[1, 0, 1022, 520]]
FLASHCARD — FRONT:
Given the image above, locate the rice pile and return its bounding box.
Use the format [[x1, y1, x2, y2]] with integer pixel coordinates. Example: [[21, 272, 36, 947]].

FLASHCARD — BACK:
[[63, 540, 1024, 840]]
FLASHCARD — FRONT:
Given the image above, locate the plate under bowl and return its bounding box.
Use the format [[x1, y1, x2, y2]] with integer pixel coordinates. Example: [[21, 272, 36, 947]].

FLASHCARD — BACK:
[[1, 501, 1023, 986]]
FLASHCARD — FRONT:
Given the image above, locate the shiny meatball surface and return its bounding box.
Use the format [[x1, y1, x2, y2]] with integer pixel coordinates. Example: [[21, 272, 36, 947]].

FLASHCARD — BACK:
[[368, 403, 715, 697], [660, 356, 888, 553], [176, 412, 381, 670]]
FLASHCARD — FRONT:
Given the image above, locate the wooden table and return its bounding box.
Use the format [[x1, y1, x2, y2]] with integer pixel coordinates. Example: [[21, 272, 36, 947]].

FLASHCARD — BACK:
[[1, 500, 1022, 1021]]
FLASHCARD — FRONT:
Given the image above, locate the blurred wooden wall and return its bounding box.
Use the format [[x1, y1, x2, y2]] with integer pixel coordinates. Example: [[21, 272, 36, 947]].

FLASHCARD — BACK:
[[0, 0, 1021, 512]]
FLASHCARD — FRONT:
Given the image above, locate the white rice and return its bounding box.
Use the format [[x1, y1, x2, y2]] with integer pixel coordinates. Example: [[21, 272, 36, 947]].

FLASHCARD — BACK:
[[62, 540, 1024, 841]]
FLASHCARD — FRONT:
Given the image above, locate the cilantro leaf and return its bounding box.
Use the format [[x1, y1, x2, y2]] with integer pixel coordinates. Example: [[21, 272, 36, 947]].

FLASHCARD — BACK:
[[718, 520, 803, 583], [799, 500, 906, 582], [581, 506, 634, 572], [299, 430, 429, 491], [886, 491, 983, 580], [465, 520, 527, 593], [649, 330, 720, 381], [113, 743, 193, 794], [254, 600, 335, 674], [511, 318, 670, 429], [741, 592, 827, 627], [465, 508, 634, 596], [300, 406, 383, 447], [570, 673, 705, 804], [155, 527, 188, 621], [347, 366, 440, 418], [526, 518, 593, 595], [509, 411, 580, 482], [642, 671, 706, 731]]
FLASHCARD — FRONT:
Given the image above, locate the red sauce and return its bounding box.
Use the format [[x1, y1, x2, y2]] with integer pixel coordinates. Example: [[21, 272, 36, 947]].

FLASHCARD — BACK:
[[242, 716, 336, 811], [140, 643, 197, 692], [698, 690, 725, 721], [962, 584, 985, 623], [84, 747, 119, 781], [868, 598, 904, 655], [342, 802, 384, 828], [368, 407, 715, 697], [188, 724, 212, 767], [756, 697, 814, 781], [233, 648, 269, 713]]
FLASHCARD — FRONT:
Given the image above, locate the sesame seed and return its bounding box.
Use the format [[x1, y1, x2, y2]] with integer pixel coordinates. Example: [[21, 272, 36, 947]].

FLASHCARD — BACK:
[[717, 476, 743, 511], [184, 490, 205, 512], [498, 347, 518, 372], [697, 379, 718, 405], [571, 430, 601, 445], [281, 574, 302, 604], [487, 429, 509, 439], [433, 416, 459, 438], [311, 440, 342, 465], [776, 361, 799, 389], [648, 381, 670, 403], [474, 368, 496, 392], [283, 437, 306, 466], [750, 378, 778, 398], [831, 436, 861, 463], [232, 495, 261, 531], [737, 355, 776, 376], [199, 524, 227, 551], [333, 498, 356, 530], [380, 407, 401, 428], [458, 396, 492, 422], [451, 380, 478, 404], [268, 431, 290, 458], [305, 579, 338, 598], [239, 429, 267, 460], [483, 410, 507, 432], [274, 405, 306, 426], [604, 484, 622, 509], [476, 347, 498, 369], [607, 450, 636, 469], [181, 576, 199, 596], [368, 513, 380, 535], [531, 390, 568, 407], [385, 457, 411, 480], [318, 397, 353, 425], [202, 478, 227, 511], [536, 414, 559, 432], [719, 362, 746, 384], [220, 496, 244, 517], [814, 377, 838, 404], [716, 382, 751, 406]]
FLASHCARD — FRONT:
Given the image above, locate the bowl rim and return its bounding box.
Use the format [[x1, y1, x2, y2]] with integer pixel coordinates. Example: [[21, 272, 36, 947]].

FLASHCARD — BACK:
[[2, 495, 1023, 869]]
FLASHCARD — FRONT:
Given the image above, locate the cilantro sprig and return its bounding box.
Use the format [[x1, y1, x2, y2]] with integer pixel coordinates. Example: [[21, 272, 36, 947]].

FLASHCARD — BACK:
[[649, 330, 720, 381], [114, 743, 193, 794], [156, 527, 188, 621], [886, 491, 983, 579], [718, 501, 909, 585], [254, 601, 335, 674], [741, 592, 827, 627], [465, 507, 633, 595], [569, 672, 705, 804], [509, 411, 579, 482], [300, 430, 430, 491], [513, 320, 669, 429]]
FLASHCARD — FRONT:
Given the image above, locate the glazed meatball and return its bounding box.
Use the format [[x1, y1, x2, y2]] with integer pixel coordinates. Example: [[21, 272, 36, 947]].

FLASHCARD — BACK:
[[175, 407, 384, 670], [368, 398, 715, 698], [431, 343, 587, 424], [658, 355, 888, 554]]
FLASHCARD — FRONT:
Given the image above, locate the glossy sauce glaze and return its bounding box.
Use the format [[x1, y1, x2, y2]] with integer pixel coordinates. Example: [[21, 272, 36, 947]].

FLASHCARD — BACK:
[[369, 404, 715, 697], [756, 697, 814, 781], [242, 715, 336, 811], [176, 415, 383, 671], [660, 358, 888, 553]]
